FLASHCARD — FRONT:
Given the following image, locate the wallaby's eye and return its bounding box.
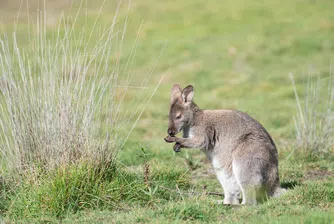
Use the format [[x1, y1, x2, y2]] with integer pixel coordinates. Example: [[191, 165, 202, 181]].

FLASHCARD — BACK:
[[176, 114, 182, 120]]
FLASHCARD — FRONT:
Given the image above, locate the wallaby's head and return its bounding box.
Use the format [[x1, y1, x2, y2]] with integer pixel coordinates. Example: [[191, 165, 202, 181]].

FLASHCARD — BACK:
[[167, 84, 195, 136]]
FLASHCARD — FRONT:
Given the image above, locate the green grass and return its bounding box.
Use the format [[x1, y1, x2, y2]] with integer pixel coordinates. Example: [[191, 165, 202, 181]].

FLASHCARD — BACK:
[[16, 169, 333, 223], [1, 0, 334, 223]]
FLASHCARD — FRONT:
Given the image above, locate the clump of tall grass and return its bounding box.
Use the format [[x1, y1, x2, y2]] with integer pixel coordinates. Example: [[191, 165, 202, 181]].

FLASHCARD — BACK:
[[0, 2, 160, 177], [290, 72, 334, 156]]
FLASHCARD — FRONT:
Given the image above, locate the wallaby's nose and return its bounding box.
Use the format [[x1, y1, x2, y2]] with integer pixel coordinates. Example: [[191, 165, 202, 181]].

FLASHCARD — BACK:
[[168, 128, 174, 136]]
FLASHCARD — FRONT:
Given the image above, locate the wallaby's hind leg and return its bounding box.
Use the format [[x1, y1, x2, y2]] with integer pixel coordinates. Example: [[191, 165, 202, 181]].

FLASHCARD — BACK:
[[239, 185, 263, 205], [215, 169, 241, 204], [232, 159, 268, 205]]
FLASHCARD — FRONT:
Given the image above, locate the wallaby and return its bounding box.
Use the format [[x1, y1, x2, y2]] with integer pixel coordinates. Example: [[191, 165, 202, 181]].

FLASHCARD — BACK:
[[164, 84, 286, 205]]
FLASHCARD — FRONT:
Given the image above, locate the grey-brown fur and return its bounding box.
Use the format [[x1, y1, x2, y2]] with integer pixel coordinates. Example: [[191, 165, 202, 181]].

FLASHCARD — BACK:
[[164, 84, 286, 205]]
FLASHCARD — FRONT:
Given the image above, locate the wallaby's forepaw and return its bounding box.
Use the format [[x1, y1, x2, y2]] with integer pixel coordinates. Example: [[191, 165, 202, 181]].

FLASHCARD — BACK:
[[164, 135, 176, 143], [173, 143, 181, 152]]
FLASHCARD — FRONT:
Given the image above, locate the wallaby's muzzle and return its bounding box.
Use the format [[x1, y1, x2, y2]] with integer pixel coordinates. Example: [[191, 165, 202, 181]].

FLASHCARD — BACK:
[[167, 128, 176, 136]]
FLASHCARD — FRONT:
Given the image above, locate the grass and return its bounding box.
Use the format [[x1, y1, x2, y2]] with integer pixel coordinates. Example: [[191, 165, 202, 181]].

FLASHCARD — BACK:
[[5, 162, 190, 220], [14, 169, 333, 223], [0, 0, 334, 223], [290, 73, 334, 156]]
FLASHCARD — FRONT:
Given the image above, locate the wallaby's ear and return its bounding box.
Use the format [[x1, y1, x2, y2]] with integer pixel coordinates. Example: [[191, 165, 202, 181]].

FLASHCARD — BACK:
[[181, 85, 194, 104], [170, 84, 182, 103]]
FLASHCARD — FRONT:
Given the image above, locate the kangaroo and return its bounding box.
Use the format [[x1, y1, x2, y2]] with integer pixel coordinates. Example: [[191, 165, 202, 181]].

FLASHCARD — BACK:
[[164, 84, 286, 205]]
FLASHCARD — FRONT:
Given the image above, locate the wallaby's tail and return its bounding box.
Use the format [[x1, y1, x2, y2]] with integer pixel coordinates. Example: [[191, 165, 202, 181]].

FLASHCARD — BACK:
[[272, 187, 287, 198]]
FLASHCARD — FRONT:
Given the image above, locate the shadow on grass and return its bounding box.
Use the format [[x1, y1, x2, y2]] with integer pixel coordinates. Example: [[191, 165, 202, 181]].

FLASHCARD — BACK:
[[281, 180, 300, 189]]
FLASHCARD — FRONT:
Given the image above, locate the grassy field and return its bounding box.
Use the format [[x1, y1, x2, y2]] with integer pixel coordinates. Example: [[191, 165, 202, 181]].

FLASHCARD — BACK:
[[0, 0, 334, 223]]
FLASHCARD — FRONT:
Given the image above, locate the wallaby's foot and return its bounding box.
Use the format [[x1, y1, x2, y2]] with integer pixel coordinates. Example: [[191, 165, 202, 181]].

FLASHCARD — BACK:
[[173, 143, 181, 152], [215, 201, 243, 210]]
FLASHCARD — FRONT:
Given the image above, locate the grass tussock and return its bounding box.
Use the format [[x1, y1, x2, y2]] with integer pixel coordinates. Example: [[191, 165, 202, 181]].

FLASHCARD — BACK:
[[290, 73, 334, 157], [0, 2, 158, 176]]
